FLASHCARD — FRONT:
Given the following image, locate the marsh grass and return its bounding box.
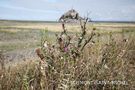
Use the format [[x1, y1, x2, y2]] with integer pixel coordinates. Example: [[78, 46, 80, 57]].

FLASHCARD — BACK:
[[0, 33, 135, 90], [0, 20, 135, 90]]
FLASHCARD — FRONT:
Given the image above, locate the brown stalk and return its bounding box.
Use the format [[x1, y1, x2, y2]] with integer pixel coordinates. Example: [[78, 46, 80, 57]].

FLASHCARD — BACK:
[[77, 17, 89, 48], [80, 30, 95, 51]]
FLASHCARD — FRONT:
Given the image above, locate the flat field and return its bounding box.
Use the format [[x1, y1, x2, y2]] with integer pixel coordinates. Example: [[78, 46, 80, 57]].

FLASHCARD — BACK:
[[0, 20, 135, 90], [0, 20, 135, 64]]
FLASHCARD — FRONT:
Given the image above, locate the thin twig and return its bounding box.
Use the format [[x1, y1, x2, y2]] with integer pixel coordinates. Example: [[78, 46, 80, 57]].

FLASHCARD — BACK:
[[80, 31, 95, 51], [77, 18, 89, 48]]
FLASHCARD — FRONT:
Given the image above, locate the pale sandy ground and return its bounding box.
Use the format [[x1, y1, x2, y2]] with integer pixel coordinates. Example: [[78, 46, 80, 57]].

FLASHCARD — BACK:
[[1, 20, 135, 32]]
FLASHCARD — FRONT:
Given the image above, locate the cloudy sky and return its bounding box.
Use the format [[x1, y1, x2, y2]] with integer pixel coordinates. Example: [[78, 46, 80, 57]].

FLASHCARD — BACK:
[[0, 0, 135, 21]]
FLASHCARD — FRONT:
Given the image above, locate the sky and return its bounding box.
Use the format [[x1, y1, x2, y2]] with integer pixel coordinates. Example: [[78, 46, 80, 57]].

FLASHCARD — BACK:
[[0, 0, 135, 21]]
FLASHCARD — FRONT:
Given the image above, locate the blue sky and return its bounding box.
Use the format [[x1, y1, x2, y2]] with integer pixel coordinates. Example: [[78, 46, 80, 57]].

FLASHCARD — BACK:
[[0, 0, 135, 21]]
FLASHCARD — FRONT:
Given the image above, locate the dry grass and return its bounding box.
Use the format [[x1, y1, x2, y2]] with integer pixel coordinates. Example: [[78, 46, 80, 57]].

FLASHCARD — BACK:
[[0, 34, 135, 90], [0, 19, 135, 90]]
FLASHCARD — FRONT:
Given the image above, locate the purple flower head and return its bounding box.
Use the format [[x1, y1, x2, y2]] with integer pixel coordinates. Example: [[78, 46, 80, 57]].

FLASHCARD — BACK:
[[64, 47, 68, 52]]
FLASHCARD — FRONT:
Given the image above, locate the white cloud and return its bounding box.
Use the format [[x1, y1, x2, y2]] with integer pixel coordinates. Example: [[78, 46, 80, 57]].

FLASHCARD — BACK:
[[42, 0, 58, 3], [0, 0, 135, 21], [0, 4, 59, 14]]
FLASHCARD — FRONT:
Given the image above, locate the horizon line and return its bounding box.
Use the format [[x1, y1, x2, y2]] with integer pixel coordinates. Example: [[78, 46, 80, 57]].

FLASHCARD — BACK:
[[0, 19, 135, 23]]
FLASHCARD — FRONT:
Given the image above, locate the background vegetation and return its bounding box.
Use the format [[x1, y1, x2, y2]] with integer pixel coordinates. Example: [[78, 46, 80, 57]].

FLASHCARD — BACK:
[[0, 20, 135, 90]]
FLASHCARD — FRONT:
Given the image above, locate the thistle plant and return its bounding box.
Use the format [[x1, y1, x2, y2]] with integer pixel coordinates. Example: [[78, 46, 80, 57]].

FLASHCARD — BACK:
[[35, 16, 97, 89]]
